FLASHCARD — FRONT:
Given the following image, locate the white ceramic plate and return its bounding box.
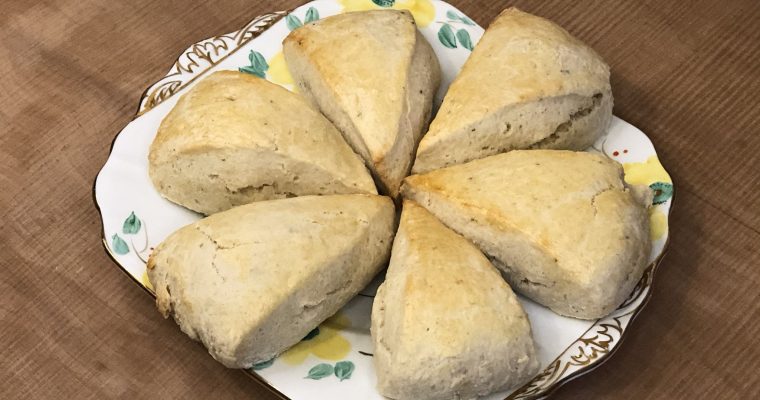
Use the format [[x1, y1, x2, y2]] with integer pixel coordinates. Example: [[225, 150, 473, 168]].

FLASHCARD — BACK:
[[94, 1, 673, 399]]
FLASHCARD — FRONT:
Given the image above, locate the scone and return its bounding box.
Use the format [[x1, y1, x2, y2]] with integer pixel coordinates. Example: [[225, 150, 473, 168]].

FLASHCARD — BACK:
[[148, 71, 376, 215], [402, 150, 652, 319], [147, 194, 395, 368], [372, 201, 539, 400], [283, 10, 441, 196], [413, 8, 612, 173]]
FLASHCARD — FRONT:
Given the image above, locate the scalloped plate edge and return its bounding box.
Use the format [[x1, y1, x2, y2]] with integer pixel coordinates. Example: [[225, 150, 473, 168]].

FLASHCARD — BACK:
[[93, 2, 673, 399]]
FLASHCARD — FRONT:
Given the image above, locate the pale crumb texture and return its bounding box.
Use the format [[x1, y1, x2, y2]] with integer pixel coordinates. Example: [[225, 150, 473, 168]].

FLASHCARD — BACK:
[[146, 194, 395, 368], [372, 201, 539, 400], [148, 71, 376, 215], [413, 7, 613, 174], [283, 10, 441, 196], [402, 150, 651, 319]]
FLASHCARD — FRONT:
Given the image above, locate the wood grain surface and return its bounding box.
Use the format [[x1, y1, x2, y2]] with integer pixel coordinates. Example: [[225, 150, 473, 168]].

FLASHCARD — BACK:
[[1, 0, 759, 398]]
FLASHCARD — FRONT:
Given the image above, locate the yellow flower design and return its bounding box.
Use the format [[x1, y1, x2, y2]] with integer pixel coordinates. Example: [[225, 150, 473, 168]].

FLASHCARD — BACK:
[[281, 312, 352, 365], [266, 51, 295, 90], [622, 155, 672, 186], [623, 156, 672, 242], [141, 269, 154, 292], [649, 208, 668, 242], [338, 0, 436, 27]]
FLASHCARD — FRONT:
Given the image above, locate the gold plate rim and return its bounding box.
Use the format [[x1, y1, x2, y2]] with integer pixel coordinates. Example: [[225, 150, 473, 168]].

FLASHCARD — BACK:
[[92, 5, 674, 400]]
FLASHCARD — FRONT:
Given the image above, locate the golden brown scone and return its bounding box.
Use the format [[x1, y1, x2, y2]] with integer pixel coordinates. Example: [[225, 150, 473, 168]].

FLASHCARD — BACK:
[[148, 71, 376, 215], [147, 194, 395, 368], [413, 8, 612, 173], [402, 150, 651, 319], [372, 201, 539, 399], [283, 10, 441, 196]]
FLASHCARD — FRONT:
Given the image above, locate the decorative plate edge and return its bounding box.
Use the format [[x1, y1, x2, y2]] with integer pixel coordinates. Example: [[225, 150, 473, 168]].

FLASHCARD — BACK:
[[92, 5, 675, 400], [134, 10, 289, 118], [93, 9, 292, 400], [506, 211, 673, 399]]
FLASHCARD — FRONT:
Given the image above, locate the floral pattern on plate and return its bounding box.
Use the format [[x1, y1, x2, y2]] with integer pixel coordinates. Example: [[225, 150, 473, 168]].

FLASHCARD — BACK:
[[95, 1, 672, 399]]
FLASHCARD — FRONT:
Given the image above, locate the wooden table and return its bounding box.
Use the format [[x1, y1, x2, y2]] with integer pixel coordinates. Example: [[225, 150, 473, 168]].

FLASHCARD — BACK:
[[2, 0, 759, 398]]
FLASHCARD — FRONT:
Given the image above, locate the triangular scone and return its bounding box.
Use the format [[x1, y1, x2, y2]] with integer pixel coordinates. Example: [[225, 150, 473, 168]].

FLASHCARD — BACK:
[[283, 10, 441, 196], [149, 71, 376, 215], [372, 201, 539, 399], [413, 8, 612, 173], [147, 194, 395, 368], [402, 150, 652, 319]]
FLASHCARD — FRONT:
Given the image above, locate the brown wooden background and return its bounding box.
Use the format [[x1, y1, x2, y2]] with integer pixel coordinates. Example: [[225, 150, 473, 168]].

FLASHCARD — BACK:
[[2, 0, 759, 398]]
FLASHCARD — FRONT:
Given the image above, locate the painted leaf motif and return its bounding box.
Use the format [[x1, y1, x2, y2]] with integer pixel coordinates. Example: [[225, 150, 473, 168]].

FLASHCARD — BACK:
[[372, 0, 395, 7], [305, 363, 334, 380], [456, 29, 474, 50], [286, 14, 303, 31], [249, 50, 268, 72], [302, 327, 320, 341], [438, 24, 457, 49], [251, 358, 275, 370], [112, 234, 129, 255], [239, 50, 269, 78], [334, 361, 355, 381], [122, 211, 141, 234], [239, 65, 264, 78], [649, 182, 674, 205], [304, 7, 320, 23], [446, 10, 476, 25]]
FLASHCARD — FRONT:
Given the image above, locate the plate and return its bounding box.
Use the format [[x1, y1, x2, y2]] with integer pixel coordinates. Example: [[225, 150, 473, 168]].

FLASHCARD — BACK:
[[94, 1, 674, 399]]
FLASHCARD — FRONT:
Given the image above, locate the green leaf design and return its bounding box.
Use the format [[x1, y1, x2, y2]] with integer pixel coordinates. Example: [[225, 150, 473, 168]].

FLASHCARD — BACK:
[[302, 327, 320, 341], [438, 24, 457, 49], [122, 211, 141, 234], [112, 234, 129, 255], [251, 358, 275, 370], [286, 14, 303, 31], [304, 7, 320, 23], [456, 29, 473, 51], [239, 65, 263, 78], [334, 361, 355, 381], [239, 50, 269, 78], [372, 0, 395, 7], [446, 10, 476, 25], [649, 182, 673, 205], [305, 363, 334, 380], [249, 50, 268, 72]]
